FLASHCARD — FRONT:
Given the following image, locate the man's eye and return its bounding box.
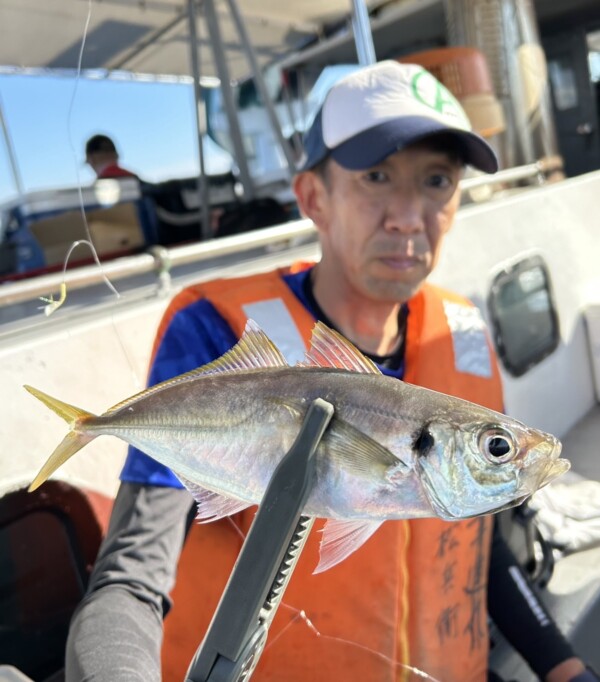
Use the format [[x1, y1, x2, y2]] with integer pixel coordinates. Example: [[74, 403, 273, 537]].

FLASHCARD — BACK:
[[364, 170, 388, 183], [426, 174, 454, 189]]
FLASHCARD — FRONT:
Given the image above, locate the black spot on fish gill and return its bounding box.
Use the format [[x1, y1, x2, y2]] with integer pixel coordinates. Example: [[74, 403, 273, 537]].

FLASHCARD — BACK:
[[413, 426, 435, 457]]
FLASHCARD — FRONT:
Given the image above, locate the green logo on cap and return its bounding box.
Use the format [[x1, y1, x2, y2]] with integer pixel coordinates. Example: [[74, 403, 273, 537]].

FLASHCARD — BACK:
[[411, 70, 468, 126]]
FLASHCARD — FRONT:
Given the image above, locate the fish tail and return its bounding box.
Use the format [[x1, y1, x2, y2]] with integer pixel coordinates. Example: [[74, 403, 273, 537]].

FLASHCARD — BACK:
[[24, 385, 94, 424], [24, 385, 96, 492]]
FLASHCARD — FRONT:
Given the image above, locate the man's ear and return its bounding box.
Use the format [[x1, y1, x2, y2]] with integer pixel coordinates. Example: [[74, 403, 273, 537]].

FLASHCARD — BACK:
[[292, 171, 329, 228]]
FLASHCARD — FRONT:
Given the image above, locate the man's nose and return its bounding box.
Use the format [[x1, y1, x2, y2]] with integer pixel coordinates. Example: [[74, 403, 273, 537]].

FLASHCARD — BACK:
[[383, 189, 425, 233]]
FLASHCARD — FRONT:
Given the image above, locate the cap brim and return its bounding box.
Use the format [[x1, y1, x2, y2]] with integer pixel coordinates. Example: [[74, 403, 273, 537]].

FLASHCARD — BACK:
[[331, 117, 499, 174]]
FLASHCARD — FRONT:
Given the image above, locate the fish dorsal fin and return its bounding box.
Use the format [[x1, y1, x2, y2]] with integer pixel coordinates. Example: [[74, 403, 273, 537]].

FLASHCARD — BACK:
[[201, 319, 289, 373], [106, 320, 287, 414], [315, 519, 383, 573], [299, 322, 381, 374], [177, 475, 253, 522]]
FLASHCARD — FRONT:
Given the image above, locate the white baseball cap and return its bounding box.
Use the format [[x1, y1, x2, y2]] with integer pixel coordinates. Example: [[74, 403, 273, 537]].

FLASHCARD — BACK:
[[300, 60, 498, 174]]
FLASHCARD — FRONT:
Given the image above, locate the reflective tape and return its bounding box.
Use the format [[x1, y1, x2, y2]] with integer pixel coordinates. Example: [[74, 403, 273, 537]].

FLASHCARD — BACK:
[[443, 301, 492, 378], [242, 298, 307, 365]]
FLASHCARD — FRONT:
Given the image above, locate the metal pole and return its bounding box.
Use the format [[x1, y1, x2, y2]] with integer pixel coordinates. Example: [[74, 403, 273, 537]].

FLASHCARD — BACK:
[[280, 71, 303, 163], [0, 94, 25, 199], [203, 0, 255, 199], [225, 0, 297, 177], [187, 0, 212, 241], [110, 11, 187, 72], [350, 0, 376, 66]]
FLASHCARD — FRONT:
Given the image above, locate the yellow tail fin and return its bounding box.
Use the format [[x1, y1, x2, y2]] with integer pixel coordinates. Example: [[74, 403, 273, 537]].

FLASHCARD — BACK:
[[24, 385, 96, 492]]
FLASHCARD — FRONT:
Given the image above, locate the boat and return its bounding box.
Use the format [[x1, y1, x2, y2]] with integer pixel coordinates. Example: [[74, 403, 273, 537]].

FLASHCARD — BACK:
[[0, 1, 599, 680]]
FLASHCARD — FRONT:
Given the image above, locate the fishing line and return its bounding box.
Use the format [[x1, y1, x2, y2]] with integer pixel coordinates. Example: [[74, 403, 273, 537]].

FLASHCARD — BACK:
[[304, 634, 441, 682], [263, 611, 441, 682], [39, 0, 144, 391], [37, 0, 117, 310], [225, 515, 438, 680], [63, 0, 120, 305]]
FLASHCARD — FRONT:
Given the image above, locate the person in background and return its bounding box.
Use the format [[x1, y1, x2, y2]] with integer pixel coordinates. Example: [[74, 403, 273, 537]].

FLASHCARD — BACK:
[[85, 134, 137, 180], [66, 61, 599, 682]]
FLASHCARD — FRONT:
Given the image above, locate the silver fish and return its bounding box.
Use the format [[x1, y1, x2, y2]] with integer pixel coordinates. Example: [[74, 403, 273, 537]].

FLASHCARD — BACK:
[[26, 321, 569, 572]]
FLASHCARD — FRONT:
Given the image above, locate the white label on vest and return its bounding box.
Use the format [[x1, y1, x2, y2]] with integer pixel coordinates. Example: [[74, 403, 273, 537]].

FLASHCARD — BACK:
[[443, 301, 492, 378], [242, 298, 308, 365]]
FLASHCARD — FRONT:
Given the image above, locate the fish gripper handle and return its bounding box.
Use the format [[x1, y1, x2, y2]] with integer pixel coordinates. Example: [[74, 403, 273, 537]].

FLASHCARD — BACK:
[[184, 398, 335, 682]]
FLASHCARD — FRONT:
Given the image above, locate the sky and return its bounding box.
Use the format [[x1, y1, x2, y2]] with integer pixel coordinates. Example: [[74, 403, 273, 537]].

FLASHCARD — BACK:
[[0, 63, 358, 208], [0, 72, 232, 205]]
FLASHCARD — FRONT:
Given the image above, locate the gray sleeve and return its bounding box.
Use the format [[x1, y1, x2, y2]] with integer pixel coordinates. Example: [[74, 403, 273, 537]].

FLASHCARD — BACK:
[[65, 482, 195, 682]]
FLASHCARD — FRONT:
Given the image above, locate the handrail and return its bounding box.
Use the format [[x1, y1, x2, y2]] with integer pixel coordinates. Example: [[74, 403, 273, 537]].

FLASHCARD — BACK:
[[0, 159, 562, 308], [0, 219, 316, 307], [460, 156, 562, 190]]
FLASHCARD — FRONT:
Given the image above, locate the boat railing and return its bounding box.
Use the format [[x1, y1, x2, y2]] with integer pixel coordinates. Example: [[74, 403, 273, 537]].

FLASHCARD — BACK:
[[0, 157, 563, 309], [462, 155, 562, 190]]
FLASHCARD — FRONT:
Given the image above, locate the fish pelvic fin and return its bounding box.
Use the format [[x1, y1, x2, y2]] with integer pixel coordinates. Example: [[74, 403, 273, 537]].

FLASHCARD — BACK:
[[315, 519, 384, 573], [24, 385, 96, 492]]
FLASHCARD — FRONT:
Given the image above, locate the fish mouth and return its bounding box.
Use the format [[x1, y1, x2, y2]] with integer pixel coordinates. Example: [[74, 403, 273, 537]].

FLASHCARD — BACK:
[[532, 455, 571, 490], [518, 436, 569, 494]]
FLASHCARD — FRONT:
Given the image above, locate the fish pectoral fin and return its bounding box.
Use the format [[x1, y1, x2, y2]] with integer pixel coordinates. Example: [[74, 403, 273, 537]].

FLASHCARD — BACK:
[[274, 401, 408, 480], [315, 519, 384, 574], [177, 475, 253, 522], [327, 418, 407, 479]]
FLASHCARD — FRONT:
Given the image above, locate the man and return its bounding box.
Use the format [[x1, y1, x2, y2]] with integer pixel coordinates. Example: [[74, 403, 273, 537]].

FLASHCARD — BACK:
[[66, 62, 596, 682], [85, 134, 137, 179]]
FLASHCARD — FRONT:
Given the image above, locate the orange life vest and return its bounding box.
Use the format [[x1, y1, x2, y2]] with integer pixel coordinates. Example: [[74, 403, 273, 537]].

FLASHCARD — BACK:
[[161, 267, 504, 682]]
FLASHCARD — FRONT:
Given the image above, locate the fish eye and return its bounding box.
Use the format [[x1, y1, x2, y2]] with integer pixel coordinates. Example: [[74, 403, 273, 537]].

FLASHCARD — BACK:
[[479, 427, 517, 464]]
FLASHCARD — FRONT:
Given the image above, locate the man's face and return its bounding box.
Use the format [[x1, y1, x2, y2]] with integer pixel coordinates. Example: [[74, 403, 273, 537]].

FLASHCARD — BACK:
[[86, 151, 116, 176], [313, 144, 463, 303]]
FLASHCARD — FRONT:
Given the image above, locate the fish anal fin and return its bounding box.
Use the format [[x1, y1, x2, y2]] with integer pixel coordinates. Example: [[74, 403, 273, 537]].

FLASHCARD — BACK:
[[299, 322, 381, 374], [315, 519, 383, 573], [177, 475, 252, 522]]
